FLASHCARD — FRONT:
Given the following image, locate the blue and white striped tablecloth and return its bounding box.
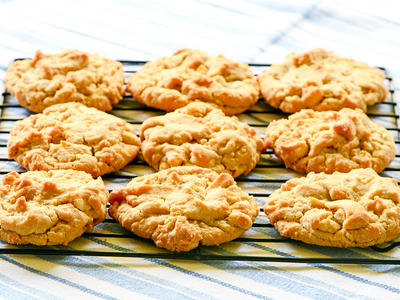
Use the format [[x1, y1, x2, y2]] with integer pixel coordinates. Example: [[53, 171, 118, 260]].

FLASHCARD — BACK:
[[1, 0, 400, 299]]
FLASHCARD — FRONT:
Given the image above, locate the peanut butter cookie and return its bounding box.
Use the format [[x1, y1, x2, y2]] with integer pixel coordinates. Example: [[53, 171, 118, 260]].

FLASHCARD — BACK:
[[264, 168, 400, 247], [258, 48, 387, 113], [5, 49, 124, 112], [264, 108, 395, 174], [108, 166, 259, 252], [0, 170, 108, 245], [126, 48, 259, 115], [8, 102, 140, 177], [140, 102, 264, 177]]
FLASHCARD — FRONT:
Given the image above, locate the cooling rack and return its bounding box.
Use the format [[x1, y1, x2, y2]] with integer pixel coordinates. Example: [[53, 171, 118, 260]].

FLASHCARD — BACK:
[[0, 60, 400, 265]]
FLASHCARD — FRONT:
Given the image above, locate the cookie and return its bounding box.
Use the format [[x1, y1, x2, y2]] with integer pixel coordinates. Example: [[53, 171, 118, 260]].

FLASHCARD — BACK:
[[0, 170, 108, 246], [264, 168, 400, 247], [126, 48, 259, 115], [108, 166, 259, 252], [8, 102, 140, 177], [140, 102, 264, 177], [264, 108, 395, 174], [4, 49, 124, 112], [258, 48, 387, 113]]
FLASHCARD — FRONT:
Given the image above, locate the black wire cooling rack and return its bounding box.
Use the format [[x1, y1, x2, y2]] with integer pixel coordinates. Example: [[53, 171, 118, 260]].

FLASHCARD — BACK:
[[0, 60, 400, 264]]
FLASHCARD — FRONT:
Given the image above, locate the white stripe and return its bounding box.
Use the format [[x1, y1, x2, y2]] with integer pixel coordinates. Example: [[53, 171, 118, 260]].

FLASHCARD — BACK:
[[4, 255, 154, 300], [0, 258, 103, 300], [246, 242, 400, 299], [81, 236, 263, 300], [67, 255, 206, 300], [0, 277, 44, 300], [160, 259, 311, 300], [92, 255, 259, 300]]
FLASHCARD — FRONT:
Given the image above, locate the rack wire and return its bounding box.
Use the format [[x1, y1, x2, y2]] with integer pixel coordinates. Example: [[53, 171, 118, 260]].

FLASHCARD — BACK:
[[0, 60, 399, 264]]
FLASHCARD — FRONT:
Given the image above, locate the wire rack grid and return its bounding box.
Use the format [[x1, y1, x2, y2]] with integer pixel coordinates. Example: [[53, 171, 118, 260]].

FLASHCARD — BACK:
[[0, 60, 400, 264]]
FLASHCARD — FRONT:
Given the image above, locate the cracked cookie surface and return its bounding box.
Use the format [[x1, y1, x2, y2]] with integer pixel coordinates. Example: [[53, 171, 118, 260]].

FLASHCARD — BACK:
[[0, 170, 108, 245], [264, 168, 400, 247], [5, 49, 124, 112], [126, 48, 259, 115], [258, 48, 387, 113], [264, 108, 395, 174], [108, 166, 259, 252], [140, 102, 264, 177], [8, 102, 140, 177]]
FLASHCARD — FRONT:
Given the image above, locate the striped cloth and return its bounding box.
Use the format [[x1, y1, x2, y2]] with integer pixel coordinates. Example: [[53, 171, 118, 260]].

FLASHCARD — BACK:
[[1, 0, 400, 299]]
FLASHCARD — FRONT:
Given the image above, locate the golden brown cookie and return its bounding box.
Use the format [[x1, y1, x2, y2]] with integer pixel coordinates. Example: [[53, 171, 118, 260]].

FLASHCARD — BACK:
[[258, 48, 387, 113], [4, 49, 124, 112], [264, 168, 400, 247], [140, 102, 264, 177], [108, 166, 259, 252], [8, 102, 140, 177], [264, 108, 395, 174], [126, 48, 259, 115], [0, 170, 108, 246]]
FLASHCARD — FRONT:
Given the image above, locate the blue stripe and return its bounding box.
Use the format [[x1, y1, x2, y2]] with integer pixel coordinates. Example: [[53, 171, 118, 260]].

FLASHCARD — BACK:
[[0, 279, 42, 300], [249, 0, 315, 13], [94, 222, 356, 299], [251, 225, 400, 291], [279, 20, 400, 60], [0, 43, 21, 52], [194, 1, 258, 18], [10, 8, 176, 54], [204, 247, 374, 300], [0, 271, 62, 300], [374, 15, 400, 27], [0, 29, 57, 53], [55, 245, 217, 300], [112, 1, 249, 49], [34, 23, 155, 57], [310, 8, 375, 31], [267, 2, 319, 47], [119, 0, 274, 42], [295, 242, 400, 274], [94, 220, 372, 300], [247, 242, 400, 295], [86, 237, 270, 300], [39, 251, 201, 300], [0, 255, 111, 300]]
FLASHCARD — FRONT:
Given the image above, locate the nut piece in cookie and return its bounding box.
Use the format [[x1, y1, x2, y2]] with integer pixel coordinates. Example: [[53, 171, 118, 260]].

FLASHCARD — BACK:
[[264, 168, 400, 247], [8, 102, 140, 177], [258, 48, 387, 113], [0, 170, 108, 245], [264, 108, 395, 174], [4, 49, 125, 112], [108, 166, 259, 252], [126, 48, 259, 115], [140, 102, 264, 177]]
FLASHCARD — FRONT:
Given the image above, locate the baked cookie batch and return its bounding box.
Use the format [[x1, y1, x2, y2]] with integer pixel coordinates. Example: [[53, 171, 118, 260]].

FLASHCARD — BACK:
[[2, 48, 398, 251]]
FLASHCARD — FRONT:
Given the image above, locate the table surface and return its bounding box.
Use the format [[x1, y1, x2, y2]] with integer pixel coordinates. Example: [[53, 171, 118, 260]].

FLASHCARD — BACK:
[[1, 0, 400, 299]]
